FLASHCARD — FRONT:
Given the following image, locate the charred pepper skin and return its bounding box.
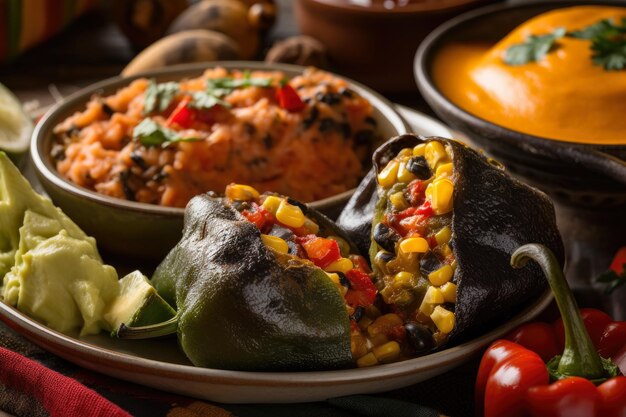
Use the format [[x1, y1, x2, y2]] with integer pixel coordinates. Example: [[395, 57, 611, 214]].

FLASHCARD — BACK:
[[150, 195, 353, 371]]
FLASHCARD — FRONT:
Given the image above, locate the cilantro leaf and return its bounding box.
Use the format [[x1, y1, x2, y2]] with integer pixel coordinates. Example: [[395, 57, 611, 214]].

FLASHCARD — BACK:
[[567, 18, 617, 39], [592, 35, 626, 70], [143, 80, 179, 115], [190, 91, 232, 110], [504, 27, 566, 66], [133, 119, 200, 147]]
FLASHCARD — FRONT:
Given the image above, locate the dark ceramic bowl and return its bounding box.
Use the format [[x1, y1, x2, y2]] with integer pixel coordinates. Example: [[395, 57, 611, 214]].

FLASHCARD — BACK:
[[415, 0, 626, 207], [31, 62, 409, 261], [295, 0, 499, 93]]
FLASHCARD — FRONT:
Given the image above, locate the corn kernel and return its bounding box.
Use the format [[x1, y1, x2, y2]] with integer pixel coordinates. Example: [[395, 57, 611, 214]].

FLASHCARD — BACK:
[[351, 333, 368, 358], [435, 162, 453, 179], [358, 316, 373, 331], [419, 302, 435, 316], [225, 184, 259, 201], [377, 160, 399, 188], [261, 195, 282, 214], [389, 192, 408, 210], [435, 226, 452, 246], [451, 260, 457, 270], [397, 163, 416, 183], [425, 141, 447, 168], [261, 234, 289, 254], [399, 237, 429, 253], [357, 352, 378, 367], [327, 272, 340, 285], [441, 282, 457, 303], [372, 341, 401, 363], [398, 148, 413, 157], [441, 243, 453, 258], [369, 333, 389, 346], [429, 178, 454, 215], [431, 306, 455, 334], [325, 258, 353, 273], [413, 143, 426, 156], [394, 271, 414, 286], [302, 218, 320, 235], [276, 200, 305, 228], [423, 286, 444, 304], [328, 235, 350, 257], [428, 264, 454, 286]]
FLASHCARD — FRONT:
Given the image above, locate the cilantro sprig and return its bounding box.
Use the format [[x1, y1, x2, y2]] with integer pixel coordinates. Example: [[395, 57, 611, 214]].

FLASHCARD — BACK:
[[504, 17, 626, 70], [133, 119, 200, 147], [143, 80, 179, 115], [504, 27, 566, 65]]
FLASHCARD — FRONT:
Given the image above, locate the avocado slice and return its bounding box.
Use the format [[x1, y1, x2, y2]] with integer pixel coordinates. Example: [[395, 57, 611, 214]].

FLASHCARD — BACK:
[[105, 270, 176, 336]]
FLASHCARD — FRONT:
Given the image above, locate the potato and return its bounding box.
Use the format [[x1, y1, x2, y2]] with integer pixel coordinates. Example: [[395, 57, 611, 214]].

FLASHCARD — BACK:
[[167, 0, 260, 59], [121, 30, 240, 77]]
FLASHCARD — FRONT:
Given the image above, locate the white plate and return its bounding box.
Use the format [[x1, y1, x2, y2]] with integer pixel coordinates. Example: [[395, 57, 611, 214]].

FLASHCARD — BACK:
[[0, 107, 547, 404]]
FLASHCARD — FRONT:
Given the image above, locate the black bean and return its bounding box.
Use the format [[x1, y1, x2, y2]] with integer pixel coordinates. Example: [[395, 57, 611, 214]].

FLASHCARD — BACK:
[[263, 134, 273, 149], [321, 93, 342, 105], [337, 272, 351, 289], [355, 130, 376, 145], [50, 143, 66, 161], [373, 223, 401, 253], [119, 171, 135, 201], [130, 151, 147, 169], [243, 122, 257, 135], [269, 224, 295, 241], [375, 250, 395, 265], [318, 118, 336, 133], [405, 322, 436, 355], [420, 251, 442, 277], [286, 197, 308, 214], [303, 106, 319, 129], [351, 306, 365, 322], [152, 169, 168, 182], [365, 116, 377, 126], [339, 87, 355, 98], [340, 122, 351, 139], [406, 156, 431, 180]]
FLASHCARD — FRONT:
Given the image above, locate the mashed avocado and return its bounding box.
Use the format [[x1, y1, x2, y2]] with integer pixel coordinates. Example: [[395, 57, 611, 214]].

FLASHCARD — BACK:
[[0, 152, 119, 336]]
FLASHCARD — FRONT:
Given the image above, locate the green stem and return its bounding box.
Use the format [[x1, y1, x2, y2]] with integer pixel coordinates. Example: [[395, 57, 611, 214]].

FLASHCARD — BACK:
[[511, 244, 608, 381], [115, 314, 179, 340]]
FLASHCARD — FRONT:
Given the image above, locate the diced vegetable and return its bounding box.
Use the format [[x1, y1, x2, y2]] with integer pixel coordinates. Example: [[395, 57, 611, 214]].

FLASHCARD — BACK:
[[225, 183, 260, 201], [276, 84, 306, 112], [399, 237, 429, 253], [431, 306, 455, 334], [261, 234, 289, 254], [276, 200, 305, 228], [300, 236, 342, 269]]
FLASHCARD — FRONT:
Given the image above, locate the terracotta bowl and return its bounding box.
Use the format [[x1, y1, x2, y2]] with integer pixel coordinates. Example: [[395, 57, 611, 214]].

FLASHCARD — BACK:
[[415, 1, 626, 207], [295, 0, 499, 93], [31, 62, 409, 261]]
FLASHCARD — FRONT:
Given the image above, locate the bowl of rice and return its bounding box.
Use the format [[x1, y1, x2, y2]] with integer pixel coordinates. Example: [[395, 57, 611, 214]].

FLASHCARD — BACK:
[[31, 62, 408, 261]]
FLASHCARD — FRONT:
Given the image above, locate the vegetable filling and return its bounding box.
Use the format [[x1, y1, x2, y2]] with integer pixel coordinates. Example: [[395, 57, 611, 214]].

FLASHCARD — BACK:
[[223, 184, 409, 367], [373, 139, 457, 350]]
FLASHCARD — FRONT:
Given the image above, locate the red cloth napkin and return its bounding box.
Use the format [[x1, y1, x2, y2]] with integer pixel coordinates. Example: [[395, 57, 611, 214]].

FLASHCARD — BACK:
[[0, 346, 131, 417]]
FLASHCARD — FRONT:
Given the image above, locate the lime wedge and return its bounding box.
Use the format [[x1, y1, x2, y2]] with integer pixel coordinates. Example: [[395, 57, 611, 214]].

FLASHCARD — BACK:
[[0, 83, 32, 161], [104, 270, 177, 337]]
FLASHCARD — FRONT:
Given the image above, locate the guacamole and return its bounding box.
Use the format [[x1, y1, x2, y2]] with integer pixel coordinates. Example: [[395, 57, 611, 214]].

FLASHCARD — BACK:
[[0, 152, 119, 336]]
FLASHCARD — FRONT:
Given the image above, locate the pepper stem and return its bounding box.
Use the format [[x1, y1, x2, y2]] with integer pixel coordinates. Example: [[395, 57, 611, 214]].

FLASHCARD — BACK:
[[115, 314, 179, 339], [511, 244, 614, 383]]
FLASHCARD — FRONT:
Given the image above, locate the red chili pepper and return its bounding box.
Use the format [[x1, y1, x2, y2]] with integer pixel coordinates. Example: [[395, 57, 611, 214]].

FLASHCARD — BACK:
[[276, 84, 306, 112], [344, 269, 377, 308], [167, 96, 196, 128], [298, 236, 341, 269], [241, 204, 274, 234], [350, 254, 372, 274], [598, 247, 626, 294], [477, 244, 626, 417], [610, 247, 626, 276]]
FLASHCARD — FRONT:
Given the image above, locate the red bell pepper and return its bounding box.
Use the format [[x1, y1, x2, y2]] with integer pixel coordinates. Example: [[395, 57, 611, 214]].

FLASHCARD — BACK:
[[276, 84, 306, 112], [241, 204, 274, 234], [166, 96, 195, 128], [299, 236, 342, 269], [476, 244, 626, 417], [598, 247, 626, 294], [344, 268, 377, 308]]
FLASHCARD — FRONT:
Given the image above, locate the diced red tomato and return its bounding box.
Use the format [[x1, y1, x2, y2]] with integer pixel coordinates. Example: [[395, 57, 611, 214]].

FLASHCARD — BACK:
[[344, 269, 377, 307], [242, 204, 275, 234], [610, 247, 626, 275], [350, 255, 372, 274], [167, 96, 196, 128], [407, 180, 426, 205], [298, 236, 341, 269], [276, 84, 306, 112]]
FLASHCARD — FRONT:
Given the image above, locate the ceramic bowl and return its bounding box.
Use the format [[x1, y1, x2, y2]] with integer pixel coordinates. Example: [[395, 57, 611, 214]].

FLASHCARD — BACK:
[[31, 61, 409, 261], [415, 1, 626, 207], [294, 0, 499, 93]]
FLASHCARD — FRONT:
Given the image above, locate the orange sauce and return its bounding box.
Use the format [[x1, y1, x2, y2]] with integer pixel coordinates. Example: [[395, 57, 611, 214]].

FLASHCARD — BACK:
[[433, 6, 626, 145]]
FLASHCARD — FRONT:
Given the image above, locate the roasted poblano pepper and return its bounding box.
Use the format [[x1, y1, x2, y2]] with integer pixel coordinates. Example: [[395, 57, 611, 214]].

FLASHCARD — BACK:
[[117, 186, 383, 371], [338, 134, 565, 351]]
